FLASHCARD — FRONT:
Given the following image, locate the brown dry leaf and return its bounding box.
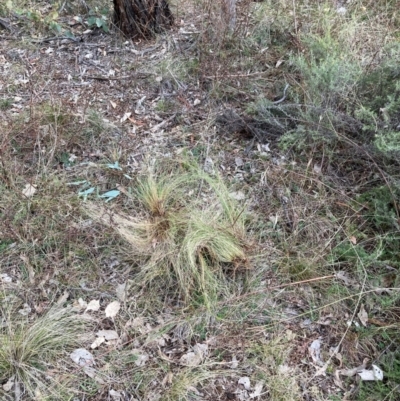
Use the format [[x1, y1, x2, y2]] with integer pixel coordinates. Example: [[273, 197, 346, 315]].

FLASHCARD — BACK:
[[105, 301, 121, 318], [128, 116, 145, 126], [110, 100, 117, 108], [358, 304, 368, 327]]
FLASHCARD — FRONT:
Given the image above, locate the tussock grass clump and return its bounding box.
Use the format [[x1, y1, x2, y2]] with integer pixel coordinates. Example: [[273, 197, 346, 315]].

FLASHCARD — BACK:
[[86, 161, 251, 308], [0, 305, 88, 400], [164, 368, 230, 401]]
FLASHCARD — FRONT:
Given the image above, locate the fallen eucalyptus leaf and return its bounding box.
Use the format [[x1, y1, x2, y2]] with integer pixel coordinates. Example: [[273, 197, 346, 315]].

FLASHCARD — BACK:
[[109, 389, 123, 400], [97, 330, 119, 340], [0, 273, 12, 283], [358, 304, 368, 327], [99, 189, 120, 202], [22, 183, 36, 197], [70, 348, 95, 367], [131, 349, 149, 366], [85, 299, 100, 312], [309, 339, 324, 366], [116, 282, 127, 301], [230, 355, 239, 369], [250, 381, 264, 398], [91, 336, 105, 349], [105, 301, 121, 318], [238, 377, 251, 390]]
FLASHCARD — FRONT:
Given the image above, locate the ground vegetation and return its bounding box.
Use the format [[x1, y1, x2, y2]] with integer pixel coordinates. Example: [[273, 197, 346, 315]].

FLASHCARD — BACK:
[[0, 0, 399, 400]]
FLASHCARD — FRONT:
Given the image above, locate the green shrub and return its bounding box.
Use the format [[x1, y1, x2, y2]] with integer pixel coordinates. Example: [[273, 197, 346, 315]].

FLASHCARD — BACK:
[[355, 44, 400, 155], [290, 34, 362, 110], [358, 186, 400, 232]]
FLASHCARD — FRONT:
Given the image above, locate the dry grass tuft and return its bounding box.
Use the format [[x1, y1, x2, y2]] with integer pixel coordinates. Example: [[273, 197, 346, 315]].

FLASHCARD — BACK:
[[0, 305, 89, 400], [86, 160, 252, 308]]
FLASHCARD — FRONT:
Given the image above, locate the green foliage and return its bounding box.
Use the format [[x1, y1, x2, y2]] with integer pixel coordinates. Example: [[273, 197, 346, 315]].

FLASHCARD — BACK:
[[354, 44, 400, 155], [7, 1, 110, 35], [155, 99, 175, 113], [374, 130, 400, 154], [0, 0, 10, 17], [20, 8, 62, 34], [86, 7, 110, 33], [331, 241, 377, 270], [0, 98, 12, 110], [357, 44, 400, 113], [329, 183, 400, 272], [278, 123, 336, 152], [253, 14, 400, 161], [0, 239, 14, 253], [358, 186, 400, 232], [357, 185, 400, 267], [290, 33, 362, 110]]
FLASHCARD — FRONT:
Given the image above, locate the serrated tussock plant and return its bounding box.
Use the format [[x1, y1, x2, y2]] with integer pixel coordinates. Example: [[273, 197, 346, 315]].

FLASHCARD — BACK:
[[86, 161, 251, 308], [0, 305, 88, 400]]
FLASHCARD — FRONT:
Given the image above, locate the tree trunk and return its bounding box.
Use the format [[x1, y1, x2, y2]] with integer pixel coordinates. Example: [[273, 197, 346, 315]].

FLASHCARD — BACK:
[[113, 0, 174, 39], [221, 0, 236, 31]]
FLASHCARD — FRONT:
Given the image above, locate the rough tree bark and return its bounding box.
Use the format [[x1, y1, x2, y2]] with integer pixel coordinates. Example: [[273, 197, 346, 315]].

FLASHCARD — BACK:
[[113, 0, 174, 39]]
